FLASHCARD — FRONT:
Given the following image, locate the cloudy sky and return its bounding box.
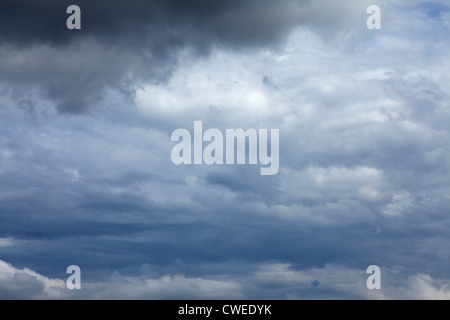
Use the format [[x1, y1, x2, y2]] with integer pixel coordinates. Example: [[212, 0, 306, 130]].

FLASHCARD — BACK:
[[0, 0, 449, 299]]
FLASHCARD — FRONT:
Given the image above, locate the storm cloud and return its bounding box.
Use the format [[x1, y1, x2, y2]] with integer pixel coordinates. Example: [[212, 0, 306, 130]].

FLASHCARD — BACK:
[[0, 0, 372, 113]]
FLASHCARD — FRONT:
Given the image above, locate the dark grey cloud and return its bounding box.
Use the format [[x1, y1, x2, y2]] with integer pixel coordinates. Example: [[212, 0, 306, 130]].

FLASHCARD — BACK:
[[0, 0, 311, 47], [0, 0, 374, 114], [0, 0, 317, 113]]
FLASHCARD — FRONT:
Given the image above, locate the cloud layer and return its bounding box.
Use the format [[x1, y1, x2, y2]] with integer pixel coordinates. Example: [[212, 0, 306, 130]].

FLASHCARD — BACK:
[[0, 0, 449, 299], [2, 259, 450, 300]]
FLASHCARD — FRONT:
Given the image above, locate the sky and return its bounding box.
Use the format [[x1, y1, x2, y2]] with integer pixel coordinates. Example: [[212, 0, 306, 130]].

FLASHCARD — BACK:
[[0, 0, 449, 299]]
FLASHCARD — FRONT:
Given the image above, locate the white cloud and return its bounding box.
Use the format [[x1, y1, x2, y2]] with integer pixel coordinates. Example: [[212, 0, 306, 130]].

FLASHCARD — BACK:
[[83, 273, 244, 300], [278, 166, 387, 205], [0, 260, 66, 299], [253, 263, 450, 300], [0, 238, 13, 247], [1, 259, 449, 299], [382, 191, 414, 215], [405, 274, 450, 300], [0, 260, 243, 299]]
